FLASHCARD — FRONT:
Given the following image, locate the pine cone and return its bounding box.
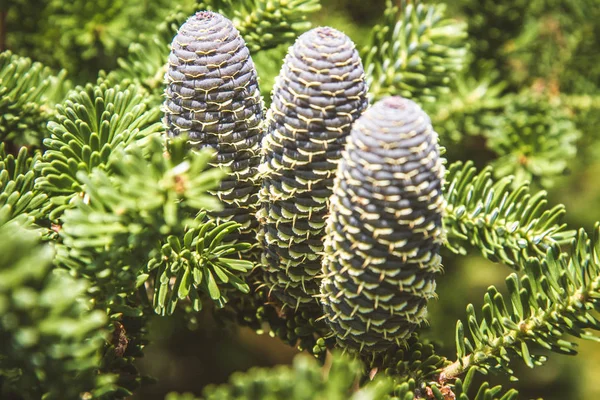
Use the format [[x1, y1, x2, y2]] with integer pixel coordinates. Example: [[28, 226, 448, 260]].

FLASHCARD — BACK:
[[258, 26, 368, 309], [320, 96, 445, 352], [163, 11, 264, 246]]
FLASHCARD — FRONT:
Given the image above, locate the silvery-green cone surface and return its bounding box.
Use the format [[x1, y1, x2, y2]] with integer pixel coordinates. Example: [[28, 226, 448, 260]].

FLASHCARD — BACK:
[[320, 96, 445, 352], [164, 11, 264, 246], [258, 26, 369, 310]]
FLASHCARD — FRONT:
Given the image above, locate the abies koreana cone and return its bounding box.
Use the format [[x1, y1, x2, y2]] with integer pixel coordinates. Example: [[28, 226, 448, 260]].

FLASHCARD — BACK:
[[320, 96, 445, 352], [163, 11, 264, 247], [258, 26, 369, 310]]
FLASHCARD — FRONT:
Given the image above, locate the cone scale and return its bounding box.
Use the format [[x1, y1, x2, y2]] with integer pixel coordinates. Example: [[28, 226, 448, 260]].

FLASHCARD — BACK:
[[163, 11, 264, 245], [320, 96, 445, 352], [258, 27, 369, 309]]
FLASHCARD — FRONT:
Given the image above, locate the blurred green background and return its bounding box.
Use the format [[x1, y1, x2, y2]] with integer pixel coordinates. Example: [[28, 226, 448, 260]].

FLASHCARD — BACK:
[[3, 0, 600, 398]]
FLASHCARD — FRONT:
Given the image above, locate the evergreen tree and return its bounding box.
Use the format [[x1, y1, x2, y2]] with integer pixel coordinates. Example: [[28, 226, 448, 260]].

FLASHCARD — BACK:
[[1, 0, 599, 399]]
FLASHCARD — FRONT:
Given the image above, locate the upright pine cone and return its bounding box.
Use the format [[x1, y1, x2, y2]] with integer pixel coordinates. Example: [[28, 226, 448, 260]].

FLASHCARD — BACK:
[[320, 96, 445, 352], [163, 11, 263, 245], [258, 27, 368, 310]]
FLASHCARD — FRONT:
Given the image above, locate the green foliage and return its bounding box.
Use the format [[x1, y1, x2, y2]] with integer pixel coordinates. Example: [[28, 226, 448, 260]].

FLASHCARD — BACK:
[[444, 161, 574, 269], [54, 136, 226, 296], [198, 0, 322, 52], [0, 145, 47, 226], [197, 352, 390, 400], [561, 94, 600, 160], [434, 75, 581, 188], [106, 10, 192, 99], [36, 81, 162, 219], [485, 94, 581, 187], [363, 1, 468, 102], [457, 0, 530, 64], [5, 0, 195, 80], [1, 0, 600, 398], [368, 335, 446, 385], [503, 0, 600, 87], [0, 51, 71, 147], [48, 135, 250, 397], [0, 221, 110, 399], [166, 349, 520, 400], [433, 67, 507, 145], [147, 220, 254, 316], [441, 368, 518, 400], [448, 225, 600, 380]]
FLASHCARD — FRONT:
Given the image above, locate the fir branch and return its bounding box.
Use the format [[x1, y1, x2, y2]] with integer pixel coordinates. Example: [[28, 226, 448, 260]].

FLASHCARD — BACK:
[[444, 161, 575, 269], [48, 135, 243, 396], [30, 0, 185, 80], [36, 81, 162, 220], [451, 0, 530, 67], [367, 336, 518, 399], [146, 220, 253, 316], [363, 1, 468, 103], [443, 226, 600, 381], [432, 66, 507, 145], [439, 367, 518, 400], [0, 145, 47, 226], [0, 221, 111, 399], [167, 349, 518, 400], [0, 51, 71, 147], [54, 135, 251, 318], [388, 368, 518, 400], [195, 352, 391, 400], [54, 136, 222, 292], [485, 93, 581, 188]]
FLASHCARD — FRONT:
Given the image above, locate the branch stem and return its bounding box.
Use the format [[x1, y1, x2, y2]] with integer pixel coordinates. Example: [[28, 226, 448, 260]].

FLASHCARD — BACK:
[[440, 286, 591, 384]]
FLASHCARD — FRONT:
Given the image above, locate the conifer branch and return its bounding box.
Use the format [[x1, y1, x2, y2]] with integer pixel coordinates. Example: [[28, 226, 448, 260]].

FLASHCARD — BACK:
[[146, 221, 254, 316], [107, 10, 191, 97], [444, 161, 575, 269], [433, 67, 507, 144], [363, 1, 468, 102], [0, 221, 111, 399], [485, 93, 581, 188], [0, 51, 71, 147], [53, 134, 252, 318], [178, 352, 391, 400], [36, 81, 162, 220], [166, 350, 519, 400], [0, 145, 47, 226], [444, 226, 600, 381]]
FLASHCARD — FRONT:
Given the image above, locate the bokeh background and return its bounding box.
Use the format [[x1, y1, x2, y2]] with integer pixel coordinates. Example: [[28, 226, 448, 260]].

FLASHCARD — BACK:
[[3, 0, 600, 398]]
